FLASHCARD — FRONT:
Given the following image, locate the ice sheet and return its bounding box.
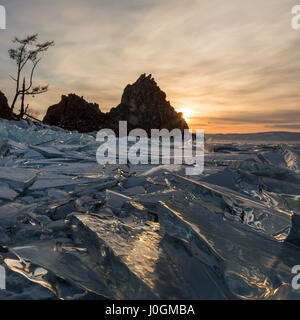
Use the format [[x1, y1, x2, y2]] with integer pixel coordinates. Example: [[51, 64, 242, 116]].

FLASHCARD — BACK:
[[0, 119, 300, 300]]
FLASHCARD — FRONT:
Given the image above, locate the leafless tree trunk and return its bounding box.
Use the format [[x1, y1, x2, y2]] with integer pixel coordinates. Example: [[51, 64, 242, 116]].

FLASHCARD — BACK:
[[8, 34, 54, 118], [19, 77, 26, 118]]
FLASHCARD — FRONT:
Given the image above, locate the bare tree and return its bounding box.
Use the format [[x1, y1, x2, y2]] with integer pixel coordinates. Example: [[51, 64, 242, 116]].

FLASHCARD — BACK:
[[8, 34, 54, 118]]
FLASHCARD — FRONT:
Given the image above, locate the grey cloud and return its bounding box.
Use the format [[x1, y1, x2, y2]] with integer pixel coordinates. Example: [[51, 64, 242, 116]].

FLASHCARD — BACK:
[[0, 0, 299, 132]]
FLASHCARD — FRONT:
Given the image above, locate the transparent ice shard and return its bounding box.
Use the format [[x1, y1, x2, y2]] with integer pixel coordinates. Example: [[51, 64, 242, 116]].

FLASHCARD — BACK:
[[0, 183, 18, 200], [105, 190, 131, 214], [72, 214, 232, 299], [167, 173, 292, 239], [4, 240, 113, 300], [0, 203, 36, 228], [0, 167, 37, 190]]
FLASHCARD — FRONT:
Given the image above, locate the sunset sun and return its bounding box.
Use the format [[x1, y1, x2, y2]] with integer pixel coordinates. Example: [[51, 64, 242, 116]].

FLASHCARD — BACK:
[[178, 108, 193, 122]]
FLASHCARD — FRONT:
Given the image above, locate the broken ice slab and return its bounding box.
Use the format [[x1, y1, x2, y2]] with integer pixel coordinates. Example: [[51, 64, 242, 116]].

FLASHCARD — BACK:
[[200, 168, 239, 190], [23, 150, 45, 160], [0, 140, 10, 158], [257, 150, 286, 168], [46, 220, 67, 232], [49, 200, 77, 221], [282, 147, 300, 174], [29, 146, 66, 159], [128, 164, 157, 176], [137, 189, 186, 206], [105, 190, 131, 214], [47, 189, 71, 201], [167, 173, 292, 239], [13, 223, 52, 242], [0, 259, 57, 300], [0, 183, 18, 200], [102, 164, 130, 177], [43, 163, 104, 176], [0, 203, 36, 229], [29, 174, 83, 191], [21, 159, 93, 170], [5, 240, 113, 300], [157, 200, 300, 299], [54, 144, 93, 153], [123, 176, 147, 189], [0, 167, 37, 190], [0, 227, 11, 244], [29, 172, 117, 191], [121, 186, 146, 197], [72, 214, 232, 299], [139, 164, 184, 177], [2, 139, 28, 154], [285, 212, 300, 245]]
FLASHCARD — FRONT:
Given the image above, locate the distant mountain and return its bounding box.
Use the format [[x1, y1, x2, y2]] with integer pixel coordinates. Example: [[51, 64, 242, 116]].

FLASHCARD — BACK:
[[206, 131, 300, 143]]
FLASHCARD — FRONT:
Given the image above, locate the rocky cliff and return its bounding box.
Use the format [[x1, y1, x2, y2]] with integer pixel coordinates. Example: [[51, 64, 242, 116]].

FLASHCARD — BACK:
[[43, 94, 105, 133], [104, 74, 188, 134], [43, 74, 189, 134], [0, 91, 12, 120]]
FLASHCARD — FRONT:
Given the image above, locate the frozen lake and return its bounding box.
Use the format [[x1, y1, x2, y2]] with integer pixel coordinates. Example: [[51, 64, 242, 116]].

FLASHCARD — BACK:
[[0, 119, 300, 299]]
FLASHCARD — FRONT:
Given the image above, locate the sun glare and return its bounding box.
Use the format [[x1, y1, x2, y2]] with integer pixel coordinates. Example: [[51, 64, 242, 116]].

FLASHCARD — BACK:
[[178, 108, 193, 122]]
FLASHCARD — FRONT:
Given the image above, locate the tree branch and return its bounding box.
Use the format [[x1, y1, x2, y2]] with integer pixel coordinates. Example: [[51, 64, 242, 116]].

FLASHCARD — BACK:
[[24, 112, 40, 122], [25, 59, 41, 91], [9, 75, 18, 82], [8, 34, 54, 116]]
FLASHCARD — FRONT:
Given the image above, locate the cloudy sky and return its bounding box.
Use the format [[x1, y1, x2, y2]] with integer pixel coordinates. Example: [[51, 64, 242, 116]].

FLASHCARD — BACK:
[[0, 0, 299, 133]]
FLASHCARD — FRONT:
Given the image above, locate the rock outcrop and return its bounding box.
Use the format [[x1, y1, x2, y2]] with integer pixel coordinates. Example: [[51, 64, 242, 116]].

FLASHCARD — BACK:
[[104, 74, 188, 134], [43, 94, 105, 133], [43, 74, 189, 134], [0, 91, 12, 120]]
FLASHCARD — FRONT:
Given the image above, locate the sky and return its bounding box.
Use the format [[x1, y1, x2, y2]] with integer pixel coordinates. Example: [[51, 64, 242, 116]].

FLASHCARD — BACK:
[[0, 0, 299, 133]]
